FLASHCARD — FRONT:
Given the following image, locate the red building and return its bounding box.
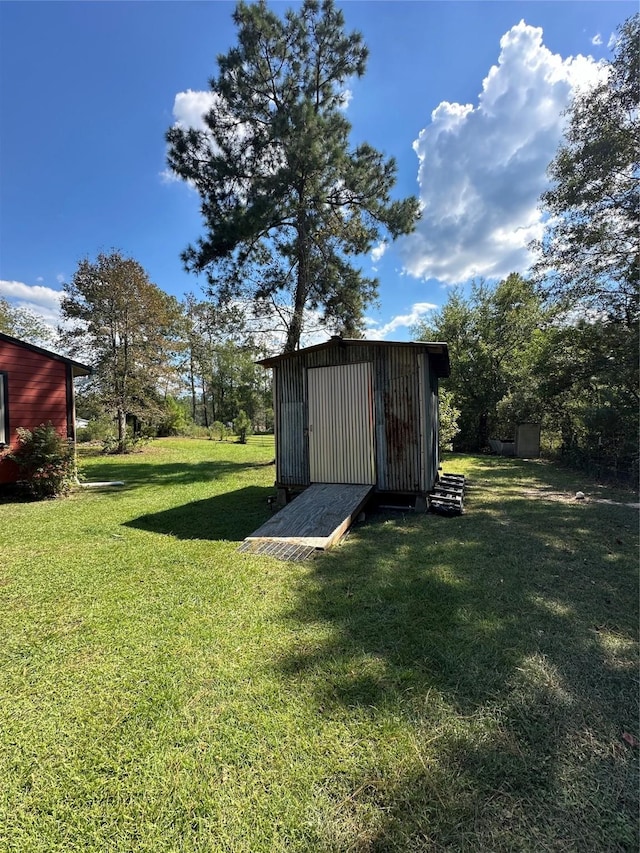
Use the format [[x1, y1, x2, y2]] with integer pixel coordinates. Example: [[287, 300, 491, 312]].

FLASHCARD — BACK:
[[0, 332, 92, 484]]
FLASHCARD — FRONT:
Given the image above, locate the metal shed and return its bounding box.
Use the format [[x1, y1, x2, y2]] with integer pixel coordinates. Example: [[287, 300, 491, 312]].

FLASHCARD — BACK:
[[258, 336, 450, 508]]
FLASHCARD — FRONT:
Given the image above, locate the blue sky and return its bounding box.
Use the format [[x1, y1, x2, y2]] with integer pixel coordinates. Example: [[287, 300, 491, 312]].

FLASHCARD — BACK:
[[0, 0, 634, 347]]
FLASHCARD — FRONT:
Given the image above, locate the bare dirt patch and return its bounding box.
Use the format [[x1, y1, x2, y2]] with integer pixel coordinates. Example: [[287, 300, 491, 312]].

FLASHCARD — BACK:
[[520, 487, 578, 504], [520, 486, 639, 508]]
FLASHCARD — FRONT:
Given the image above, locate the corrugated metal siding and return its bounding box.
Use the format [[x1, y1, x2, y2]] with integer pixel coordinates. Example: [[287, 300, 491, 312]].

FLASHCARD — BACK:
[[418, 354, 428, 492], [269, 341, 438, 493], [434, 390, 440, 475], [423, 362, 439, 490], [274, 362, 308, 486], [374, 347, 423, 492], [307, 363, 374, 484]]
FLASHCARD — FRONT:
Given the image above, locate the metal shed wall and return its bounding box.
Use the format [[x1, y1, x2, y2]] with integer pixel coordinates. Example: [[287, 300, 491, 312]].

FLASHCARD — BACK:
[[426, 362, 440, 489], [307, 362, 375, 484], [271, 341, 443, 494]]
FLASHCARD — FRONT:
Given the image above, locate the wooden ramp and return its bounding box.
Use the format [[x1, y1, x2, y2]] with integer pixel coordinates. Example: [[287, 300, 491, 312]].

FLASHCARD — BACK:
[[239, 483, 373, 561]]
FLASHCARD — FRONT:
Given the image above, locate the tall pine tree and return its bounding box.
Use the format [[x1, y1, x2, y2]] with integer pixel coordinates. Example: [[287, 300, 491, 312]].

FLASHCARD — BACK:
[[166, 0, 419, 352]]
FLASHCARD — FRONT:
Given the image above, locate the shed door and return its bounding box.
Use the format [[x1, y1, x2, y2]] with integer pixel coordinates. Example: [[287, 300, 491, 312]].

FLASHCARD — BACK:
[[307, 363, 375, 484]]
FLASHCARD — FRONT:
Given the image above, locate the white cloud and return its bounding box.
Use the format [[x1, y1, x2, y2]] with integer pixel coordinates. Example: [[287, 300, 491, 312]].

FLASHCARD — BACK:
[[56, 273, 66, 284], [0, 280, 63, 332], [339, 88, 353, 110], [159, 167, 181, 185], [371, 240, 388, 264], [363, 301, 437, 340], [401, 20, 606, 285], [607, 32, 618, 51], [0, 280, 62, 313], [172, 88, 217, 132], [591, 33, 603, 46]]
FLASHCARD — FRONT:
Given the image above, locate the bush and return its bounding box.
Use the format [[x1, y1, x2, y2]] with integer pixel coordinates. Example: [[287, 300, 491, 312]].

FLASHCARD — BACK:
[[184, 424, 211, 439], [210, 421, 229, 441], [156, 397, 191, 437], [439, 388, 460, 452], [233, 410, 253, 444], [76, 416, 115, 443], [101, 427, 150, 455], [9, 423, 75, 498]]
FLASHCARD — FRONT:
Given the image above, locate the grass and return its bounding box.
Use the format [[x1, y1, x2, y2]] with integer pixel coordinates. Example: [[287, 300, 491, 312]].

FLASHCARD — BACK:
[[0, 437, 637, 852]]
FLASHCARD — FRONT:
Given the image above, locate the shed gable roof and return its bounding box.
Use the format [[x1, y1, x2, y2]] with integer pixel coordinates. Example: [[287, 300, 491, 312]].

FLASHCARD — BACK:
[[258, 337, 450, 378], [0, 332, 92, 377]]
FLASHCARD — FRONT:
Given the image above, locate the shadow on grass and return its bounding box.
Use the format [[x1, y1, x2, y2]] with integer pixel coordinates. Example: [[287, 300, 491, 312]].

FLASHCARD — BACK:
[[79, 458, 263, 490], [124, 485, 273, 541], [278, 456, 639, 849]]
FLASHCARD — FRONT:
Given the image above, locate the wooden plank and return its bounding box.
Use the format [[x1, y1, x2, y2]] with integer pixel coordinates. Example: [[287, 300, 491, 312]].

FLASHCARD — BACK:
[[430, 494, 462, 506], [431, 484, 463, 495], [429, 472, 465, 516], [244, 482, 373, 551]]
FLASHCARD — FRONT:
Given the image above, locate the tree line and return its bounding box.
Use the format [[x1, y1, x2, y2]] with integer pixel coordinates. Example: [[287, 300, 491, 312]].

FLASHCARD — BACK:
[[49, 250, 274, 454]]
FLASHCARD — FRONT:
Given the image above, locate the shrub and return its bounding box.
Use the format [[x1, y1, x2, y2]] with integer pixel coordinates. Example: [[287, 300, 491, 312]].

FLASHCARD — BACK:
[[9, 422, 75, 498], [210, 421, 229, 441], [233, 410, 253, 444], [76, 416, 115, 443], [156, 397, 191, 437], [101, 427, 150, 455], [439, 388, 460, 452], [184, 423, 211, 439]]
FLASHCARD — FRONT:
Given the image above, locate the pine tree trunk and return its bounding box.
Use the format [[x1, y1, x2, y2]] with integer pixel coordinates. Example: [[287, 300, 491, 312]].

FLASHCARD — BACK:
[[189, 350, 197, 421], [117, 408, 127, 453], [285, 208, 309, 353], [201, 378, 209, 428]]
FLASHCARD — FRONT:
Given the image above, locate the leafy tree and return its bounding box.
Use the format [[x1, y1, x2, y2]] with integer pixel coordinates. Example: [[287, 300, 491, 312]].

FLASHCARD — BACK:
[[60, 251, 183, 453], [156, 396, 192, 437], [533, 14, 639, 481], [0, 297, 12, 332], [438, 388, 460, 453], [166, 0, 419, 352], [181, 294, 273, 431], [530, 319, 638, 481], [200, 338, 267, 428], [420, 272, 637, 480], [535, 13, 639, 325], [0, 297, 55, 347], [181, 295, 247, 426], [416, 275, 548, 450]]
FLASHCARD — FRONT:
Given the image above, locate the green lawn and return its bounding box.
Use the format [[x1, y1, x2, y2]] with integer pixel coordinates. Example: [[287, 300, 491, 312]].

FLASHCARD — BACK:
[[1, 437, 637, 852]]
